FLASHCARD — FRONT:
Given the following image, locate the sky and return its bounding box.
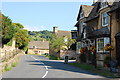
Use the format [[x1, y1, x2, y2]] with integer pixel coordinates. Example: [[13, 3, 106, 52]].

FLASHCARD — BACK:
[[1, 2, 92, 31]]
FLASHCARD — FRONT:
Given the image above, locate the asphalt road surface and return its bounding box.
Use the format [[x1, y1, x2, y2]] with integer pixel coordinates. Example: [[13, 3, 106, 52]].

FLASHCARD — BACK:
[[2, 55, 104, 78]]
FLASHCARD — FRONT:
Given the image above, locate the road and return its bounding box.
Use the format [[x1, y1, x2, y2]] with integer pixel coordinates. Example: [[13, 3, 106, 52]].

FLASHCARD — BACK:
[[2, 55, 104, 78]]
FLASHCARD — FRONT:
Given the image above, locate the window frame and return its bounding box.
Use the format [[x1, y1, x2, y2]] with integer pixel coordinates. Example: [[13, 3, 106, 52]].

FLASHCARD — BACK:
[[96, 37, 110, 53], [102, 12, 109, 27], [80, 11, 84, 19], [79, 22, 83, 34], [100, 0, 108, 9]]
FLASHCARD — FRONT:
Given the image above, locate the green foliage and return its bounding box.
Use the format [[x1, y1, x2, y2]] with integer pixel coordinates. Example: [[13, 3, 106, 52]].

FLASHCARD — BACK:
[[28, 30, 52, 41], [4, 64, 11, 71], [6, 38, 13, 46], [12, 62, 17, 67], [64, 36, 76, 49], [1, 14, 29, 51], [12, 23, 24, 29], [104, 55, 111, 65], [50, 34, 65, 52], [68, 63, 117, 78], [1, 14, 15, 44], [14, 27, 29, 50]]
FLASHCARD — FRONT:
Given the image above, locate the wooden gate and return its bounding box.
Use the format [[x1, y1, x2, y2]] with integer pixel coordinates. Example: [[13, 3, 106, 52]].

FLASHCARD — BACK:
[[115, 33, 120, 66]]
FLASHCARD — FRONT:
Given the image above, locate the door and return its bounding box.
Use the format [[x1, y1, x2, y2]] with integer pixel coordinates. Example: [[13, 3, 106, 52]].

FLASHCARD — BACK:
[[115, 33, 120, 66]]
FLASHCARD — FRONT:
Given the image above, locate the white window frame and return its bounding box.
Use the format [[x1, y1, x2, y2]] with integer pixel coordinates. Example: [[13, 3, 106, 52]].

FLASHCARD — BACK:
[[96, 37, 110, 53], [83, 29, 86, 39], [76, 42, 85, 54], [102, 12, 109, 27], [100, 0, 108, 9]]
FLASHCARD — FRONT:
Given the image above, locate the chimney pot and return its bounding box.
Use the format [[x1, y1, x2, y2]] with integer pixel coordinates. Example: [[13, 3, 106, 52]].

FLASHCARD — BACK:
[[53, 26, 58, 33]]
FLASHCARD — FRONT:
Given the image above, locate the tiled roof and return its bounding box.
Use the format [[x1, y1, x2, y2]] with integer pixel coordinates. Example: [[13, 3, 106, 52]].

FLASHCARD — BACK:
[[28, 41, 49, 49], [110, 1, 120, 12], [55, 30, 71, 37], [85, 1, 116, 22], [82, 5, 94, 17], [77, 5, 94, 21], [85, 2, 100, 22]]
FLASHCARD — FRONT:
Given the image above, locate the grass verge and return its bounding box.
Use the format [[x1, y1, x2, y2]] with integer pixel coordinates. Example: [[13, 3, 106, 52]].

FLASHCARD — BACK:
[[68, 63, 120, 78], [3, 56, 20, 72], [41, 54, 62, 60]]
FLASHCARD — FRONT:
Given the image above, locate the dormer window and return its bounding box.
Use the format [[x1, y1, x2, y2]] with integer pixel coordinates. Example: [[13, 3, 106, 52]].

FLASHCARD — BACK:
[[100, 0, 108, 9], [102, 12, 109, 27], [80, 11, 84, 19], [33, 46, 36, 49]]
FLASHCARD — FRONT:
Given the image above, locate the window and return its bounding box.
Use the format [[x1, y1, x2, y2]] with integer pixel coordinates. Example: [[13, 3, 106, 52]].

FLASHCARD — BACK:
[[77, 42, 85, 54], [79, 22, 83, 33], [80, 11, 84, 19], [97, 37, 110, 52], [100, 0, 108, 9], [33, 46, 36, 49], [102, 12, 109, 27], [83, 29, 86, 39], [72, 33, 77, 39]]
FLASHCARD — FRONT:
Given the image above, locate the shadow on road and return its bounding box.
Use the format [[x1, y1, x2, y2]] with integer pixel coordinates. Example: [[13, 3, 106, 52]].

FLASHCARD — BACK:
[[26, 58, 103, 77]]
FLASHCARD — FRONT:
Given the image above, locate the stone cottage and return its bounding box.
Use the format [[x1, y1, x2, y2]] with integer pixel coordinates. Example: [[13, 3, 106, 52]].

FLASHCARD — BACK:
[[74, 0, 120, 67], [28, 41, 49, 55]]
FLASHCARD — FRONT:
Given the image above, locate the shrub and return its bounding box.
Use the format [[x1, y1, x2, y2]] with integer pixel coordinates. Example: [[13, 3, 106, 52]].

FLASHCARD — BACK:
[[104, 55, 111, 67], [5, 64, 11, 71]]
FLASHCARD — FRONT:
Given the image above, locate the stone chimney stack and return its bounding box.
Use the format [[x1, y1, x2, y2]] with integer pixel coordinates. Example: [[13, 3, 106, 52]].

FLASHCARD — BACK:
[[93, 0, 98, 3], [53, 26, 58, 33]]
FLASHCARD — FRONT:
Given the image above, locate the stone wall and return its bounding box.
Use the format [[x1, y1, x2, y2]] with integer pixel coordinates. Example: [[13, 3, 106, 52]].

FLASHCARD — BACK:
[[0, 53, 23, 74]]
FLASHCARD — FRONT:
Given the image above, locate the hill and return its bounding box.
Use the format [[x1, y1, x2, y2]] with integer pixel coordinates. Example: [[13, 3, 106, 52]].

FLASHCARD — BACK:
[[28, 30, 52, 41]]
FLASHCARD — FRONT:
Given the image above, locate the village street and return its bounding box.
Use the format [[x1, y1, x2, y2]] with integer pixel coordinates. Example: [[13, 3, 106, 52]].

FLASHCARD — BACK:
[[2, 55, 103, 78]]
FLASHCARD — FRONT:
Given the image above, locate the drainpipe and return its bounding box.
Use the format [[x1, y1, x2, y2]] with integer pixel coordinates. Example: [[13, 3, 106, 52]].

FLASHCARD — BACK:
[[108, 12, 112, 59]]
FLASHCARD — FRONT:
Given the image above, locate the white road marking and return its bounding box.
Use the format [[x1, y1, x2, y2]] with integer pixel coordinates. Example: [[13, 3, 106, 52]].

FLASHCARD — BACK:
[[42, 71, 48, 78], [31, 56, 48, 78]]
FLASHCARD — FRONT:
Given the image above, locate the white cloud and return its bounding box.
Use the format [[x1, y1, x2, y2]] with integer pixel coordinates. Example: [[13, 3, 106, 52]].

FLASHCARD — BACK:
[[24, 25, 47, 31]]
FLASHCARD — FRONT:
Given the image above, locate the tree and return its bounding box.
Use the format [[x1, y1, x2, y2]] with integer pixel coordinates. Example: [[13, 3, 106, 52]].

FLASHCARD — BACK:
[[1, 14, 15, 45], [64, 36, 76, 50], [50, 34, 65, 52], [13, 23, 29, 51]]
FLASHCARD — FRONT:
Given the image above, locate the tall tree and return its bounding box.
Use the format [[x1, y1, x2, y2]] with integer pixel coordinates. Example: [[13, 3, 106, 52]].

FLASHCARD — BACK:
[[50, 34, 65, 52], [13, 23, 29, 51], [1, 14, 15, 45]]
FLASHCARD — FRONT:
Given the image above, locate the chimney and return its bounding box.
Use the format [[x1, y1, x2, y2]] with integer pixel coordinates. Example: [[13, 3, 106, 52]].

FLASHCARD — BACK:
[[53, 26, 58, 33], [93, 0, 98, 3]]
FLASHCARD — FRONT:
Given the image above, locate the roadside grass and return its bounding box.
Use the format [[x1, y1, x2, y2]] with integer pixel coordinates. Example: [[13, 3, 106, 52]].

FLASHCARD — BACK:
[[3, 56, 20, 72], [11, 62, 18, 67], [41, 54, 63, 60], [4, 64, 11, 71], [68, 63, 120, 78]]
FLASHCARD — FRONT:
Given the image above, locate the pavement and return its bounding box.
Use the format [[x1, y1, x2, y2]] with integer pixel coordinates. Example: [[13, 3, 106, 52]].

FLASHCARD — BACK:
[[2, 54, 104, 78]]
